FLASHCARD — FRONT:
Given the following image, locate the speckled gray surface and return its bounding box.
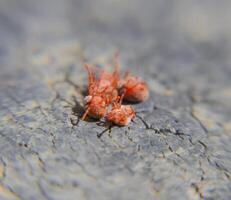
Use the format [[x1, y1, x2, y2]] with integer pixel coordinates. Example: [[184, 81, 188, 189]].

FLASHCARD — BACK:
[[0, 0, 231, 200]]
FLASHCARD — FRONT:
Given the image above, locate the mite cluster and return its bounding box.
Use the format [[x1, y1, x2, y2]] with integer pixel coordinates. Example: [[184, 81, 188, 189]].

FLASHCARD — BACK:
[[82, 54, 149, 126]]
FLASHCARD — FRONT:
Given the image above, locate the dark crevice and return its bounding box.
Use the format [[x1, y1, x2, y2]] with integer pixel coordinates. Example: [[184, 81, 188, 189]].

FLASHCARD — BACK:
[[124, 130, 135, 143], [136, 115, 188, 140], [224, 172, 231, 180], [198, 140, 208, 152], [198, 160, 205, 181], [214, 161, 230, 175], [50, 132, 56, 149], [168, 145, 173, 152], [136, 114, 150, 129], [191, 183, 204, 200]]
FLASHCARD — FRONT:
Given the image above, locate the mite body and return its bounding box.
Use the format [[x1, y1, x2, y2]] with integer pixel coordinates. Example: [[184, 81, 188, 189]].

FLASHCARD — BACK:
[[106, 95, 135, 126], [82, 63, 119, 120], [98, 67, 119, 104], [83, 95, 107, 119], [82, 53, 149, 125], [121, 73, 149, 103]]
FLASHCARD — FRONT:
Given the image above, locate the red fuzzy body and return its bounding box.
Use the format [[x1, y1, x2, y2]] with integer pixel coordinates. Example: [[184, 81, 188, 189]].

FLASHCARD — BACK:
[[82, 62, 119, 120], [82, 54, 148, 125], [107, 105, 135, 126], [122, 75, 149, 102], [83, 96, 107, 119], [106, 94, 135, 126]]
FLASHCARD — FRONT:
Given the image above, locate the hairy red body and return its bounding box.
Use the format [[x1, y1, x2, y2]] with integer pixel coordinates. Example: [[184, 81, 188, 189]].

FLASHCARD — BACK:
[[122, 74, 149, 102], [82, 53, 149, 125], [82, 60, 119, 120], [106, 95, 135, 126]]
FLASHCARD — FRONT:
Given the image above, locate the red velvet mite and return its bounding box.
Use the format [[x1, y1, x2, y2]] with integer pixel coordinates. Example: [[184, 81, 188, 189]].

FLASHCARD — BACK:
[[106, 94, 135, 126], [121, 72, 149, 103], [82, 59, 119, 120]]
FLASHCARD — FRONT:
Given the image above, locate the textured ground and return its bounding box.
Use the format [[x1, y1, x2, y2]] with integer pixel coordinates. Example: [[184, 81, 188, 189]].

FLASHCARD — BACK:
[[0, 1, 231, 200]]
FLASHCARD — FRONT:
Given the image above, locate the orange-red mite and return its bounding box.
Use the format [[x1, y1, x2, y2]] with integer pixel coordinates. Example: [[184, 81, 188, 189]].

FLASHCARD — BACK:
[[83, 95, 107, 119], [106, 95, 135, 126], [121, 73, 149, 103], [82, 57, 120, 120]]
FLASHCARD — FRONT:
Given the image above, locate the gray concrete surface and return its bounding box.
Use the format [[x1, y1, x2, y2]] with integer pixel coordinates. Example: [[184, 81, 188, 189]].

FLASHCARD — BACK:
[[0, 0, 231, 199]]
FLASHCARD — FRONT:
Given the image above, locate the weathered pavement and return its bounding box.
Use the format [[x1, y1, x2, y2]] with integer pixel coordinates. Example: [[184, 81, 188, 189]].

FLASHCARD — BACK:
[[0, 1, 231, 200]]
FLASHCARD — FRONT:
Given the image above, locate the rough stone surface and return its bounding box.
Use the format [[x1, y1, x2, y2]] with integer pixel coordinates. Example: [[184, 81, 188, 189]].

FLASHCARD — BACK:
[[0, 1, 231, 200]]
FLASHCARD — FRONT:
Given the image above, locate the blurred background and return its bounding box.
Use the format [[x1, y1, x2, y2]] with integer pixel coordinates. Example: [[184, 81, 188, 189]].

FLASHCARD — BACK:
[[1, 0, 231, 99], [1, 0, 231, 65]]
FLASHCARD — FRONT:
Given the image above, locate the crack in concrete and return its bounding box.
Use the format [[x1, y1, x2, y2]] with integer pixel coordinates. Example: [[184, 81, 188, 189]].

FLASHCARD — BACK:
[[191, 182, 204, 200]]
